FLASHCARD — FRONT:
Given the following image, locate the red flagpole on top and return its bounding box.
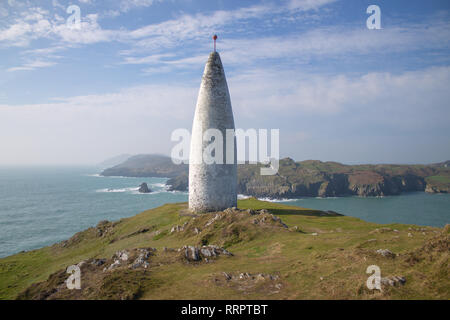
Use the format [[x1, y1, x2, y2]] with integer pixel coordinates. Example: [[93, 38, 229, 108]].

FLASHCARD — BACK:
[[213, 34, 217, 52]]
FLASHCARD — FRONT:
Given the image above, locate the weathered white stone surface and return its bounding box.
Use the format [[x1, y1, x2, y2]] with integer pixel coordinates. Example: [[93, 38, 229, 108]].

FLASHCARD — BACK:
[[189, 52, 237, 212]]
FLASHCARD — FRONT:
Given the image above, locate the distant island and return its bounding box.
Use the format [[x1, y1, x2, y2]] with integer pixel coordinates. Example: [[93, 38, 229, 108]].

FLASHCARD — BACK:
[[97, 154, 133, 168], [101, 154, 450, 198]]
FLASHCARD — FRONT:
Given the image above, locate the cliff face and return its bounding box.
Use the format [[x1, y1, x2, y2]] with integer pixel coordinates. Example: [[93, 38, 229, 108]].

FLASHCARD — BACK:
[[235, 161, 429, 198], [355, 177, 421, 196], [102, 155, 449, 198]]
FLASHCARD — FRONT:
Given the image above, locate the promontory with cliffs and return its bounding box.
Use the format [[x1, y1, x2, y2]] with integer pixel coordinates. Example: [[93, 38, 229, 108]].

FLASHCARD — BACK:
[[101, 154, 450, 198]]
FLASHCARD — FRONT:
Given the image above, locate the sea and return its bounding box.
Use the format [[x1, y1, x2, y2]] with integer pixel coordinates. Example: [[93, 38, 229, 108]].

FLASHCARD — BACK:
[[0, 166, 448, 258]]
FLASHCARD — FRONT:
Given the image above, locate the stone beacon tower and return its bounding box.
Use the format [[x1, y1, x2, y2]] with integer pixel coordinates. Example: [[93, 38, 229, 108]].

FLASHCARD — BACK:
[[189, 38, 237, 212]]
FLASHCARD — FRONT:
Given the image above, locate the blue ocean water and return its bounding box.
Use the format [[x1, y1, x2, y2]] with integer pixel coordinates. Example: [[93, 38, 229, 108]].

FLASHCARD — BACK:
[[0, 166, 448, 258], [0, 166, 187, 258], [278, 193, 449, 228]]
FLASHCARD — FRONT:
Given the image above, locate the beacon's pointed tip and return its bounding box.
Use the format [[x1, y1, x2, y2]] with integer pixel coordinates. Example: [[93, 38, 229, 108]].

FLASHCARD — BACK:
[[206, 51, 222, 66], [203, 51, 224, 80], [208, 50, 220, 59]]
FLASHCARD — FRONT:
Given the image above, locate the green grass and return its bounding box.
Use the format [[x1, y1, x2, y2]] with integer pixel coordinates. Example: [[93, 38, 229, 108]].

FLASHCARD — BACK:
[[0, 199, 448, 300], [426, 175, 450, 184], [425, 175, 450, 192]]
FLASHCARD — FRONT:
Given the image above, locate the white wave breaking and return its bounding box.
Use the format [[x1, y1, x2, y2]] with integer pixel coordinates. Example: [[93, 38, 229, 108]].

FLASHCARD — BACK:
[[151, 183, 170, 190], [257, 197, 298, 203], [95, 183, 182, 195], [314, 196, 339, 199], [85, 173, 101, 177], [96, 187, 139, 193], [239, 194, 298, 202]]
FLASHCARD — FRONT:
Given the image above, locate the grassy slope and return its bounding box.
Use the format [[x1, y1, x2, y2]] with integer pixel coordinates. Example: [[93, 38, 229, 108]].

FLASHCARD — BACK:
[[426, 175, 450, 188], [0, 199, 448, 300]]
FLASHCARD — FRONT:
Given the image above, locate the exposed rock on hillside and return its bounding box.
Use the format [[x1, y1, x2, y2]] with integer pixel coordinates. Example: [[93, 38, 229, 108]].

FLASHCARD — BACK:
[[16, 244, 233, 300], [184, 245, 232, 262]]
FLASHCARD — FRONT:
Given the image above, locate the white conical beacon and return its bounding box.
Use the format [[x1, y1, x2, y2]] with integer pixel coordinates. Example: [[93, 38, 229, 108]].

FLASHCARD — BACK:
[[189, 37, 237, 212]]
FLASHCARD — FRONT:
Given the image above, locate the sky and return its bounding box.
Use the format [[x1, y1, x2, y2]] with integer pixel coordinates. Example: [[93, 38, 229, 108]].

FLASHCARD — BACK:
[[0, 0, 449, 165]]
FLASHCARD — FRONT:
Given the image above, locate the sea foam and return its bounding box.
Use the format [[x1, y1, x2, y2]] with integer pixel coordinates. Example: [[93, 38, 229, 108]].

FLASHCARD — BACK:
[[96, 187, 139, 193]]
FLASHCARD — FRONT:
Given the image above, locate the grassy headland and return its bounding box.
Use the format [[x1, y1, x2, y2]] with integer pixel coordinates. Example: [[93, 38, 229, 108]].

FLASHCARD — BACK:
[[0, 199, 448, 300]]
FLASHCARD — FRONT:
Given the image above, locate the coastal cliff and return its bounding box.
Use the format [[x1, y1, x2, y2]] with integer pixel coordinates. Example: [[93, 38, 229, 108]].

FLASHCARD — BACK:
[[101, 155, 450, 198], [234, 158, 433, 198]]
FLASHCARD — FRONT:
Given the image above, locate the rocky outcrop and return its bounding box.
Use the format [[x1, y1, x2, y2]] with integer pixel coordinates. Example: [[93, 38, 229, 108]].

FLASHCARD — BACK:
[[376, 249, 396, 258], [381, 276, 406, 287], [166, 173, 188, 192], [425, 184, 449, 193], [138, 183, 151, 193], [183, 245, 232, 262]]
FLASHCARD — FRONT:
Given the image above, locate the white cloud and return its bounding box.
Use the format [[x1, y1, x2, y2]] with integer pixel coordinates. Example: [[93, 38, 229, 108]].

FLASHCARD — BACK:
[[219, 22, 450, 64], [0, 84, 197, 164], [0, 0, 336, 51], [119, 0, 161, 13], [125, 4, 272, 46], [52, 13, 117, 44], [228, 66, 450, 132], [288, 0, 337, 11], [0, 66, 448, 164], [0, 7, 117, 47], [6, 0, 448, 77], [118, 19, 450, 75], [7, 60, 57, 72]]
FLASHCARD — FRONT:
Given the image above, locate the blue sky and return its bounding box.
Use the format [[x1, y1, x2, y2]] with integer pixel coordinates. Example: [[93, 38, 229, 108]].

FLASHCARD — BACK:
[[0, 0, 449, 165]]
